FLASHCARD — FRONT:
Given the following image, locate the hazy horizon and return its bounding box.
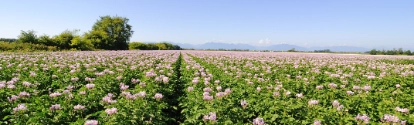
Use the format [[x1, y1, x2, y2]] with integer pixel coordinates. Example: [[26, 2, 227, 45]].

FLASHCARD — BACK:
[[1, 0, 413, 50]]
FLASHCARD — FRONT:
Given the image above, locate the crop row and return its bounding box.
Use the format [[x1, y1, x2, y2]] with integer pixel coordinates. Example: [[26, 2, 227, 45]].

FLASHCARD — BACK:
[[0, 51, 180, 124], [179, 51, 414, 124], [1, 51, 414, 125]]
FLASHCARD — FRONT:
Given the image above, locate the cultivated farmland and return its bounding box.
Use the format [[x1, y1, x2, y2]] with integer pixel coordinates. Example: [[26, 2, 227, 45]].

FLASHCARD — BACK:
[[1, 51, 413, 124]]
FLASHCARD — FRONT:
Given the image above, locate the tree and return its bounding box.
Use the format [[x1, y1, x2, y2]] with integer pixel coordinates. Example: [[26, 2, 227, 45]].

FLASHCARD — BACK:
[[397, 48, 404, 55], [70, 36, 94, 50], [287, 48, 296, 52], [369, 49, 377, 55], [155, 43, 167, 50], [38, 34, 55, 46], [17, 30, 38, 44], [0, 38, 17, 42], [53, 29, 80, 49], [172, 45, 181, 50], [85, 15, 133, 50], [129, 42, 148, 50], [404, 50, 412, 55]]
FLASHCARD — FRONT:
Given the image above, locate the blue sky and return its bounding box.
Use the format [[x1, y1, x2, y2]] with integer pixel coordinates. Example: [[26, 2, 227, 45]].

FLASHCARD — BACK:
[[1, 0, 413, 49]]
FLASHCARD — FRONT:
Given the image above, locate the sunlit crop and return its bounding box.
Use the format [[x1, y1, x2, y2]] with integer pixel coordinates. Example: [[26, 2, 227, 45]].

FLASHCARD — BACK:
[[1, 51, 414, 124]]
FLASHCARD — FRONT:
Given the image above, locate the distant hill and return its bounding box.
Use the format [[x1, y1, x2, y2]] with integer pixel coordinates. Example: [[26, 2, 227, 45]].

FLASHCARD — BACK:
[[264, 44, 309, 51], [172, 42, 374, 52]]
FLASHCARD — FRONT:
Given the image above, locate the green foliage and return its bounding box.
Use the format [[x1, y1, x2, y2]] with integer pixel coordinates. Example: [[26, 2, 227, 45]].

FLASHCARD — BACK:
[[128, 42, 147, 50], [369, 48, 413, 56], [6, 16, 182, 52], [0, 38, 18, 42], [369, 49, 377, 55], [128, 42, 181, 50], [314, 49, 331, 53], [0, 41, 57, 52], [17, 30, 38, 44], [85, 15, 133, 50], [70, 36, 94, 51], [53, 29, 80, 49], [38, 35, 56, 46]]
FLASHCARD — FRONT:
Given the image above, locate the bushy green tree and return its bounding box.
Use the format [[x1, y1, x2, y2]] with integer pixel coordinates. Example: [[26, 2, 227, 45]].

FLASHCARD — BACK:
[[369, 49, 377, 55], [129, 42, 147, 50], [53, 29, 80, 49], [17, 30, 38, 44], [404, 50, 412, 55], [38, 34, 56, 46], [85, 15, 133, 50], [70, 36, 94, 50]]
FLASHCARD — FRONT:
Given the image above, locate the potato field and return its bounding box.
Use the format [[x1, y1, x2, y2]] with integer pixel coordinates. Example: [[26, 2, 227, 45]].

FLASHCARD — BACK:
[[1, 51, 413, 125]]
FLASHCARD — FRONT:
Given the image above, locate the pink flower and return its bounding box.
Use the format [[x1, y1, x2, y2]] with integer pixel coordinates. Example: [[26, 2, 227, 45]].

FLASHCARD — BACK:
[[187, 87, 194, 92], [252, 118, 265, 125], [214, 80, 220, 84], [216, 86, 222, 91], [381, 114, 399, 123], [162, 77, 169, 83], [295, 93, 303, 98], [256, 87, 261, 92], [71, 77, 79, 82], [136, 91, 146, 98], [203, 87, 212, 92], [22, 81, 31, 87], [154, 93, 163, 99], [74, 104, 85, 111], [50, 104, 61, 111], [355, 114, 370, 124], [139, 82, 146, 87], [86, 84, 95, 89], [18, 91, 30, 98], [7, 84, 16, 89], [273, 92, 280, 97], [395, 107, 409, 113], [102, 93, 117, 104], [8, 95, 19, 102], [203, 112, 217, 122], [240, 100, 248, 108], [308, 100, 319, 106], [50, 92, 62, 98], [313, 120, 321, 125], [363, 85, 371, 91], [332, 100, 340, 108], [84, 120, 98, 125], [119, 83, 129, 91], [328, 83, 337, 89], [346, 90, 354, 95], [203, 95, 214, 101], [224, 88, 232, 95], [13, 104, 27, 112], [316, 85, 324, 90], [0, 83, 5, 89], [396, 84, 401, 88], [105, 108, 118, 115]]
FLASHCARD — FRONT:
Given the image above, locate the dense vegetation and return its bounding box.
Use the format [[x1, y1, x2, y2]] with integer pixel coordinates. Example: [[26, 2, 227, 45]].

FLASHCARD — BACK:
[[369, 48, 412, 56], [129, 42, 181, 50], [1, 51, 413, 124], [0, 16, 181, 52]]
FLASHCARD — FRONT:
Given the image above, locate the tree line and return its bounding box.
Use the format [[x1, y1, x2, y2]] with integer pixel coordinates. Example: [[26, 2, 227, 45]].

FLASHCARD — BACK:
[[128, 42, 181, 50], [0, 15, 181, 51], [369, 48, 412, 55]]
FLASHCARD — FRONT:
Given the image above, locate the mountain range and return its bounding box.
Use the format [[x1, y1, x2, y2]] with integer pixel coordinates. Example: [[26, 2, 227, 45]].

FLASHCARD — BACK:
[[173, 42, 372, 52]]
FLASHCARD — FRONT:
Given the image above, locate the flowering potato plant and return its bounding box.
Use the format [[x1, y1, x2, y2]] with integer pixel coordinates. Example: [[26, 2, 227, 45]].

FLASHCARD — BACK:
[[180, 52, 414, 124], [1, 50, 414, 124], [0, 51, 179, 124]]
